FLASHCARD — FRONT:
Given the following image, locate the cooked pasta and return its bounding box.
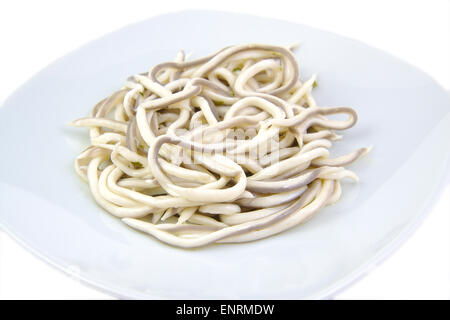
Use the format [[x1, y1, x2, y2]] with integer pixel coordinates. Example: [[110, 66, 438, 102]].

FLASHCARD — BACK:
[[71, 43, 370, 248]]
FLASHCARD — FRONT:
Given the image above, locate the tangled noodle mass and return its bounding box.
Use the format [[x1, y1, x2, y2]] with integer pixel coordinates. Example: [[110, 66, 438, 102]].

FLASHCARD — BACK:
[[71, 43, 370, 248]]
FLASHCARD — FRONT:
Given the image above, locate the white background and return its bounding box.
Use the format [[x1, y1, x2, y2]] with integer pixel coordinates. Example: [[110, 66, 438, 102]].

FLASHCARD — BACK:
[[0, 0, 449, 299]]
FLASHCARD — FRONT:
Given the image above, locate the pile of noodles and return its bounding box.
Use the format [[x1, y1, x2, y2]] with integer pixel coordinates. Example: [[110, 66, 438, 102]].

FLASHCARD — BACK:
[[71, 43, 370, 248]]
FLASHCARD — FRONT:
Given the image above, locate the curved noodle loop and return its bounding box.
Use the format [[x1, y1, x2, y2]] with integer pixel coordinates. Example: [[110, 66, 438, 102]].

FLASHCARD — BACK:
[[71, 43, 370, 248]]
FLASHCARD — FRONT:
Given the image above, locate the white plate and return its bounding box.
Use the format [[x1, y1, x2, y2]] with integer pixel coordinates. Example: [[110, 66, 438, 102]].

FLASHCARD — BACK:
[[0, 10, 449, 299]]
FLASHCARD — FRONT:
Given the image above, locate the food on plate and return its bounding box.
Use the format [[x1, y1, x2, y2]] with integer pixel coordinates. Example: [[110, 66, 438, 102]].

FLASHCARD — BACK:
[[71, 43, 370, 248]]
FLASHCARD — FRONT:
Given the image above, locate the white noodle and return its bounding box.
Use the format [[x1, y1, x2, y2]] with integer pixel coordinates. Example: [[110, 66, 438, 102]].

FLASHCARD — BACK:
[[71, 43, 370, 248]]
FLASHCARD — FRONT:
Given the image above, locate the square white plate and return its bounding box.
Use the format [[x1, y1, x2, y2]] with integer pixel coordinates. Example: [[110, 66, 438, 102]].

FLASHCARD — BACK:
[[0, 10, 449, 299]]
